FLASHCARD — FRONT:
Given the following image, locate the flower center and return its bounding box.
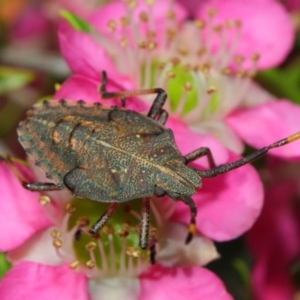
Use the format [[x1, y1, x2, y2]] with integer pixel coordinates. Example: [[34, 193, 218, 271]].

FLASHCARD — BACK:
[[40, 194, 175, 278], [96, 1, 260, 125]]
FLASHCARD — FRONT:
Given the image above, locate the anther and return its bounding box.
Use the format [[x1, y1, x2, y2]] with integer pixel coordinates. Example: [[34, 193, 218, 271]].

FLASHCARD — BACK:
[[50, 229, 61, 238], [146, 31, 156, 40], [194, 19, 205, 29], [184, 82, 193, 91], [126, 247, 135, 256], [69, 261, 80, 270], [170, 57, 180, 66], [53, 239, 63, 248], [234, 55, 245, 65], [183, 64, 192, 71], [123, 221, 131, 230], [139, 12, 149, 22], [107, 20, 117, 32], [120, 37, 129, 47], [225, 20, 234, 28], [158, 62, 166, 69], [86, 241, 97, 251], [222, 68, 231, 75], [120, 17, 129, 27], [65, 203, 76, 214], [177, 46, 188, 56], [166, 71, 175, 79], [197, 47, 206, 56], [118, 229, 129, 238], [39, 195, 51, 205], [234, 20, 242, 28], [207, 86, 216, 94], [214, 24, 223, 33], [138, 41, 147, 49], [236, 70, 246, 78], [208, 8, 217, 18], [166, 10, 175, 20], [252, 53, 260, 62], [103, 225, 115, 235], [86, 260, 96, 269], [132, 250, 141, 258], [147, 41, 157, 50], [166, 28, 176, 40], [76, 216, 90, 227], [145, 0, 154, 5]]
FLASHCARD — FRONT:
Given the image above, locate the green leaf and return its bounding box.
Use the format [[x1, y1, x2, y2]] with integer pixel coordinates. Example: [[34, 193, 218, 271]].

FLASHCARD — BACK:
[[0, 253, 11, 279], [0, 66, 34, 95], [60, 10, 91, 32], [256, 60, 300, 105]]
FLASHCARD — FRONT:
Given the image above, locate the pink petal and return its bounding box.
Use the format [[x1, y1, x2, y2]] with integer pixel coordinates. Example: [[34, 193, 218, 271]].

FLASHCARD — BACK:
[[247, 181, 300, 300], [8, 227, 62, 266], [0, 161, 51, 251], [172, 152, 264, 241], [54, 74, 148, 112], [59, 0, 187, 79], [167, 118, 230, 167], [196, 0, 295, 69], [54, 75, 102, 102], [88, 0, 188, 42], [58, 22, 130, 82], [0, 261, 88, 300], [176, 0, 200, 16], [226, 100, 300, 159], [140, 264, 233, 300], [251, 256, 296, 300]]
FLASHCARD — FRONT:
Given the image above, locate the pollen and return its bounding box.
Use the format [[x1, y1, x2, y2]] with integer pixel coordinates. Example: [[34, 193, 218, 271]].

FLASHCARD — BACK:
[[66, 202, 76, 214], [53, 238, 63, 248], [39, 195, 51, 205], [86, 241, 97, 251], [70, 261, 80, 270], [86, 260, 96, 269], [107, 20, 116, 32], [50, 229, 61, 238]]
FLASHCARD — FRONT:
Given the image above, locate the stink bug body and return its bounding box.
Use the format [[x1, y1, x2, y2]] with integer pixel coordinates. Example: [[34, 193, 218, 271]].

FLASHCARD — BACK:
[[17, 71, 300, 262]]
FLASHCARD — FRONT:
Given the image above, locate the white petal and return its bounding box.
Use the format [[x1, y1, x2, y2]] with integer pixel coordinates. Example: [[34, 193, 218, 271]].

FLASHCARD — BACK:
[[191, 121, 244, 154], [7, 227, 62, 266], [89, 277, 140, 300], [243, 81, 274, 107], [157, 221, 220, 267]]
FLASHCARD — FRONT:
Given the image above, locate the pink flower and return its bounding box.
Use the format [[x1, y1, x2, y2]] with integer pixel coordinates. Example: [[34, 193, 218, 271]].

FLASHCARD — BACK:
[[247, 159, 300, 300], [58, 0, 300, 157], [10, 0, 101, 44], [281, 0, 300, 12], [0, 157, 238, 299]]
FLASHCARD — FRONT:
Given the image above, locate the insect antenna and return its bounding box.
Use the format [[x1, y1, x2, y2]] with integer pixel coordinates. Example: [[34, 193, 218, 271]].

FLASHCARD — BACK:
[[197, 131, 300, 178]]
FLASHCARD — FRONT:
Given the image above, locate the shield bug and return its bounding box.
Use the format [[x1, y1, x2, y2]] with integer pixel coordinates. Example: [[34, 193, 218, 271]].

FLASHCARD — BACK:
[[17, 71, 300, 263]]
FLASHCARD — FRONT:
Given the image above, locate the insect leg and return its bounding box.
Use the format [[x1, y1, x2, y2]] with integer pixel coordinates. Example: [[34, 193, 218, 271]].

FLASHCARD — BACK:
[[182, 147, 216, 168], [0, 155, 62, 191], [100, 71, 167, 119], [197, 131, 300, 178], [23, 182, 62, 191], [181, 196, 197, 244], [156, 109, 169, 125], [139, 198, 150, 250], [168, 192, 197, 244], [89, 202, 120, 236]]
